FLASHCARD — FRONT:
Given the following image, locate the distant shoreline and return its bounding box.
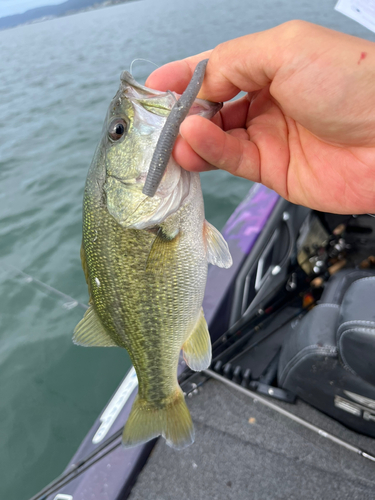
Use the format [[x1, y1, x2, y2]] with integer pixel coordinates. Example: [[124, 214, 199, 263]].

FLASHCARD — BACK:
[[0, 0, 137, 31]]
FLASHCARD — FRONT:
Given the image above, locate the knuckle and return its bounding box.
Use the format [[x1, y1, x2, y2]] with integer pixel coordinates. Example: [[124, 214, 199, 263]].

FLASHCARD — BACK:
[[210, 42, 225, 68], [278, 19, 311, 39], [281, 19, 307, 32]]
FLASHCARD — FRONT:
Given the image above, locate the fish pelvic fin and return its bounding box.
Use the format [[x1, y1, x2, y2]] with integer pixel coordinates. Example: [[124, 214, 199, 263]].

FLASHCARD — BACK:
[[73, 306, 118, 347], [182, 308, 212, 371], [204, 220, 232, 269], [122, 388, 194, 450]]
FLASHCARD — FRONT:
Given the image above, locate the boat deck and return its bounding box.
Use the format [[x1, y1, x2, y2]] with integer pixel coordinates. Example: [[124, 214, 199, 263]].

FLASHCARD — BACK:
[[129, 379, 375, 499]]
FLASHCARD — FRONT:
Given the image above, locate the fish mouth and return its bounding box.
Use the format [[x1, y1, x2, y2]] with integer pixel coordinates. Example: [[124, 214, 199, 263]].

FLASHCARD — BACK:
[[104, 70, 219, 229], [120, 71, 167, 97], [120, 71, 222, 118]]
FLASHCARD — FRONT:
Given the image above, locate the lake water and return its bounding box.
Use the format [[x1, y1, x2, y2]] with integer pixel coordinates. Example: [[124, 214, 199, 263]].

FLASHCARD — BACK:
[[0, 1, 374, 499]]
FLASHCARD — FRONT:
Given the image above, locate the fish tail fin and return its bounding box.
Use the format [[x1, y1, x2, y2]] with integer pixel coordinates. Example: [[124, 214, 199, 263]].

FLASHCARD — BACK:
[[122, 388, 194, 450]]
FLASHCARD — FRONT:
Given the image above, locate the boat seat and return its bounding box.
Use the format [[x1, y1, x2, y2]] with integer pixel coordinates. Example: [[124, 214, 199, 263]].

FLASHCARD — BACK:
[[278, 269, 375, 437]]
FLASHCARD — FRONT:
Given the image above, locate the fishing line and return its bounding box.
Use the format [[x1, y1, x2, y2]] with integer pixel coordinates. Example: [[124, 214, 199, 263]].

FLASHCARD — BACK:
[[129, 58, 160, 76], [167, 89, 178, 104], [4, 263, 88, 310]]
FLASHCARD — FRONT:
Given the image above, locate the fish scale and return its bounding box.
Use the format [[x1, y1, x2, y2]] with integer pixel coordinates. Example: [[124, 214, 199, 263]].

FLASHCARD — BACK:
[[74, 72, 232, 449]]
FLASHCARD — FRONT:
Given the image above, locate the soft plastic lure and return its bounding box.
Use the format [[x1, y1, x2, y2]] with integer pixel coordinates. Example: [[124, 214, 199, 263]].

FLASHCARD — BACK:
[[142, 59, 209, 197]]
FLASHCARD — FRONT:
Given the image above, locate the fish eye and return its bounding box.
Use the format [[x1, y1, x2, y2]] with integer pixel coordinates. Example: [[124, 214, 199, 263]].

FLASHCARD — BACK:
[[108, 118, 127, 142]]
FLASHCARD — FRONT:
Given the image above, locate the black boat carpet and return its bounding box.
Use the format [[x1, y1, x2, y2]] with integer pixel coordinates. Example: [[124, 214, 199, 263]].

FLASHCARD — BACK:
[[129, 379, 375, 500]]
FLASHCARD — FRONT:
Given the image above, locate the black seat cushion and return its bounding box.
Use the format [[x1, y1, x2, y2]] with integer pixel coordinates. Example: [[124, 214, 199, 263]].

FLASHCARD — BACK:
[[278, 269, 375, 437], [320, 269, 375, 305], [338, 276, 375, 385], [278, 304, 339, 387]]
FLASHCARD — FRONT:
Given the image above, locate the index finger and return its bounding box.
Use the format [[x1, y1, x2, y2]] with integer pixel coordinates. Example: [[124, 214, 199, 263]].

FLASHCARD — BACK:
[[145, 27, 279, 102], [146, 50, 212, 94], [146, 50, 244, 102]]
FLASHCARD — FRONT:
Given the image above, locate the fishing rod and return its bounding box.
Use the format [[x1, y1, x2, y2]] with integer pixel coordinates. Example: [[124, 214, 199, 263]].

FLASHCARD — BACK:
[[178, 296, 313, 400], [220, 301, 310, 367], [180, 272, 316, 390], [212, 294, 302, 361], [26, 234, 354, 500], [210, 243, 330, 353], [29, 427, 125, 500], [29, 300, 375, 500], [28, 377, 203, 500]]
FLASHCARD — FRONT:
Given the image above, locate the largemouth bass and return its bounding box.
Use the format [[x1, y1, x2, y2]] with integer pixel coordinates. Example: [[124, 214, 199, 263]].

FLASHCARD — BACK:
[[74, 71, 232, 450]]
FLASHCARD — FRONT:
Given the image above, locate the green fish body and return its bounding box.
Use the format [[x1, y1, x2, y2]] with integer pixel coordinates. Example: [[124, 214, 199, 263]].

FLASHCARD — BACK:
[[74, 73, 232, 450]]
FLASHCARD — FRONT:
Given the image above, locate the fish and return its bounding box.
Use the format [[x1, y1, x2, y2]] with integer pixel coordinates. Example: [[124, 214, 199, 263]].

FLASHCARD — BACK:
[[73, 71, 232, 450]]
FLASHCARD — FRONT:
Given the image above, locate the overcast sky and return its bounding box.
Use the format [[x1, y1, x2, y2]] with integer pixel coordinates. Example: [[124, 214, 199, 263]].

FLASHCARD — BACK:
[[0, 0, 64, 17]]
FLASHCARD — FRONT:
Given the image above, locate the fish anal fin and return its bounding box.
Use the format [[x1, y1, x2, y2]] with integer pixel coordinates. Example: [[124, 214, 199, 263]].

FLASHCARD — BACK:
[[204, 220, 232, 269], [146, 227, 180, 272], [73, 306, 117, 347], [122, 388, 194, 450], [182, 308, 212, 371]]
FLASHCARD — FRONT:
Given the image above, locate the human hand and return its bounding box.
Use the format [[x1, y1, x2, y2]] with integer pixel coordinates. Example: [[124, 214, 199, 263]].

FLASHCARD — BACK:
[[146, 21, 375, 214]]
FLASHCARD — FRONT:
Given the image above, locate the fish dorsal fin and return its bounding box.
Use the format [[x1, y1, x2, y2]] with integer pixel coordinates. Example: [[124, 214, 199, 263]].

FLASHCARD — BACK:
[[204, 220, 233, 269], [73, 306, 117, 347], [146, 227, 180, 272], [182, 308, 212, 371]]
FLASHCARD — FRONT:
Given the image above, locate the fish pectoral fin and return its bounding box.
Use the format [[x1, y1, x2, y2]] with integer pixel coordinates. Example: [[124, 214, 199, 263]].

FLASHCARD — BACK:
[[73, 306, 117, 347], [146, 227, 180, 272], [182, 308, 212, 371], [203, 220, 233, 269], [122, 389, 194, 450]]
